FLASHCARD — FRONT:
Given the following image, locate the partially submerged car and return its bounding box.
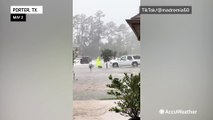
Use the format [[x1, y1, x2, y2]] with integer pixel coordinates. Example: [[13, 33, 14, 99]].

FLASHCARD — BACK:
[[80, 56, 92, 64], [110, 55, 140, 68], [74, 57, 81, 64]]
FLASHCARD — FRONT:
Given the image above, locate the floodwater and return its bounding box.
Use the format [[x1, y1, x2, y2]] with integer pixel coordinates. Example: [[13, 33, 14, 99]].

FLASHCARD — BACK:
[[73, 63, 140, 100]]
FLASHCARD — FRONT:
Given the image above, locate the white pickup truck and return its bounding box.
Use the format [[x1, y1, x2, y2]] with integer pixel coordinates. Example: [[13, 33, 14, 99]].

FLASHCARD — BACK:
[[109, 55, 140, 68]]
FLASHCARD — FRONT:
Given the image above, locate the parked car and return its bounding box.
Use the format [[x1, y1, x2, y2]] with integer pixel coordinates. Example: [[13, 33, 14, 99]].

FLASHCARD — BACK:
[[80, 56, 92, 64], [74, 57, 81, 64], [110, 55, 140, 68]]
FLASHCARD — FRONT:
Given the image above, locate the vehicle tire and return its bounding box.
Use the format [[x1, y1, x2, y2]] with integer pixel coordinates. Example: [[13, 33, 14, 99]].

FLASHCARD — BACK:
[[132, 62, 138, 67], [112, 63, 119, 68]]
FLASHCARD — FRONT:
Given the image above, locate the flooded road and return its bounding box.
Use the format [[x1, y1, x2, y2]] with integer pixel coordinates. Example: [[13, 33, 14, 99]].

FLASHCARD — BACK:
[[73, 63, 140, 100]]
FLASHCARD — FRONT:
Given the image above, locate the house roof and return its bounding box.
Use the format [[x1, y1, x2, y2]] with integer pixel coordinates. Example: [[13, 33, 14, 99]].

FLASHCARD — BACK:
[[126, 13, 140, 40]]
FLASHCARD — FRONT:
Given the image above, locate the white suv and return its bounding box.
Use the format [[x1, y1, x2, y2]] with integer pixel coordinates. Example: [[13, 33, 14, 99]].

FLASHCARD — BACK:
[[110, 55, 140, 68]]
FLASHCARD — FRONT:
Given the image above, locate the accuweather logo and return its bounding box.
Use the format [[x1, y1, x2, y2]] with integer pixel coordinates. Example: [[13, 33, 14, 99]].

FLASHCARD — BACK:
[[159, 109, 197, 115]]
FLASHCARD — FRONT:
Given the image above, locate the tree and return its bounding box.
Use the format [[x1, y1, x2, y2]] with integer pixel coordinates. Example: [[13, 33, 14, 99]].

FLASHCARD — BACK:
[[106, 73, 140, 120], [112, 51, 117, 59], [103, 21, 118, 51], [115, 24, 130, 54], [73, 11, 105, 58], [100, 49, 115, 62], [73, 48, 78, 63], [73, 10, 140, 58], [125, 32, 140, 55], [73, 14, 93, 56]]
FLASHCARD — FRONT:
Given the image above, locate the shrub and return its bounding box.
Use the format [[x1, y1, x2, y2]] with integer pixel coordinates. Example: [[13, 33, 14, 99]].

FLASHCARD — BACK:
[[106, 73, 140, 120]]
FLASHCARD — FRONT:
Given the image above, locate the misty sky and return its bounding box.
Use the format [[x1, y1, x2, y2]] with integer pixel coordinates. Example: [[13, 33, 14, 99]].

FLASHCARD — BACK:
[[73, 0, 140, 25]]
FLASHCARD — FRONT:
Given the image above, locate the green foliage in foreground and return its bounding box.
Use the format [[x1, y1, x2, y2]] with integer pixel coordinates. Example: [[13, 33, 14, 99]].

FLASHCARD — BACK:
[[106, 73, 140, 120]]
